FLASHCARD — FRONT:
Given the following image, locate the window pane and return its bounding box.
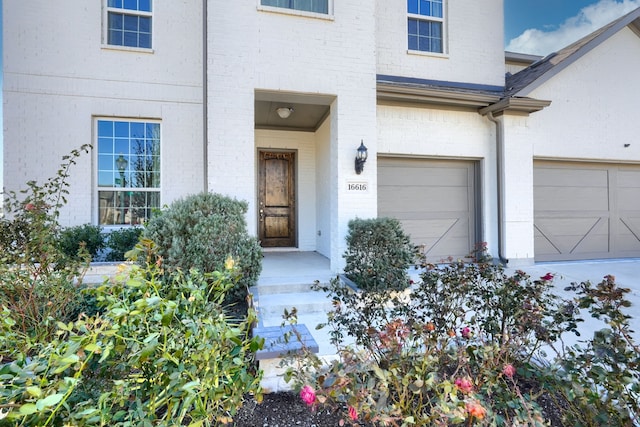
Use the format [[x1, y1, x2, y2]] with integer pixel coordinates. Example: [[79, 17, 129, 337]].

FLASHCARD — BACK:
[[419, 0, 430, 15], [432, 1, 443, 18], [139, 16, 150, 32], [139, 0, 151, 12], [114, 121, 129, 137], [123, 14, 138, 31], [408, 18, 418, 35], [130, 122, 144, 139], [408, 35, 418, 50], [98, 121, 113, 137], [262, 0, 328, 14], [407, 0, 418, 14], [138, 32, 151, 49], [98, 171, 114, 187], [124, 0, 138, 11], [108, 0, 123, 8], [108, 12, 123, 30]]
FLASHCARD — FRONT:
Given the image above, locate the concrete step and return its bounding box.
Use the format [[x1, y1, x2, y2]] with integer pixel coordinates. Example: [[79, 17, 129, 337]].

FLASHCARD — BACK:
[[254, 289, 335, 319]]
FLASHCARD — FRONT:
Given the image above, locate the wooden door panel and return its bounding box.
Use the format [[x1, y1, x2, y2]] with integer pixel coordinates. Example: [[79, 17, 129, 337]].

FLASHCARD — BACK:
[[259, 151, 296, 247]]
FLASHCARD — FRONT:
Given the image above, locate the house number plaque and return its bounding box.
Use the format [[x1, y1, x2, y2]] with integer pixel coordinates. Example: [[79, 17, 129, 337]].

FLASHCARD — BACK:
[[347, 181, 368, 192]]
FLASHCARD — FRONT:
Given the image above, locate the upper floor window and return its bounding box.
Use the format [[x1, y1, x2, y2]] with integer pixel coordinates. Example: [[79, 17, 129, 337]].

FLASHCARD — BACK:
[[260, 0, 329, 14], [107, 0, 152, 49], [97, 119, 160, 226], [407, 0, 444, 53]]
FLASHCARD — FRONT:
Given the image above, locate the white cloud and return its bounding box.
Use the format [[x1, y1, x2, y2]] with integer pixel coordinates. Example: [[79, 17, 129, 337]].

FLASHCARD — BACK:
[[506, 0, 640, 55]]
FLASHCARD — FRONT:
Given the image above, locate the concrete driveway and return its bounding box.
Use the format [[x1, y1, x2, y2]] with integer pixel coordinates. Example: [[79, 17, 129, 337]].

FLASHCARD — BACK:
[[512, 259, 640, 345]]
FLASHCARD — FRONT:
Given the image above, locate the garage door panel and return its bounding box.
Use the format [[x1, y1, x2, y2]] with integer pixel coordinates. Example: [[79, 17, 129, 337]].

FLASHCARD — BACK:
[[617, 170, 640, 187], [402, 218, 469, 241], [378, 187, 469, 212], [534, 167, 608, 187], [534, 161, 640, 261], [378, 167, 470, 187], [618, 217, 640, 252], [618, 189, 640, 210], [534, 187, 609, 211], [378, 158, 476, 262]]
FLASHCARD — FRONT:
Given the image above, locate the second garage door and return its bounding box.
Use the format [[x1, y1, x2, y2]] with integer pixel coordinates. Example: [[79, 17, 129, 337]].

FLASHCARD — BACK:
[[378, 157, 478, 262], [534, 161, 640, 261]]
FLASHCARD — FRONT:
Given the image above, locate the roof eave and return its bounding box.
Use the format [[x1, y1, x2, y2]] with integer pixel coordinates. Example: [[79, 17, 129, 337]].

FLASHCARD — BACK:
[[479, 97, 552, 116], [377, 82, 501, 108]]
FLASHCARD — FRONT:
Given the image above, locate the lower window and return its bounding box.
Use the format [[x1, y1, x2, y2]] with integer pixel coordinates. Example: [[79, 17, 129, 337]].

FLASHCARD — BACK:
[[97, 119, 160, 226], [261, 0, 328, 14]]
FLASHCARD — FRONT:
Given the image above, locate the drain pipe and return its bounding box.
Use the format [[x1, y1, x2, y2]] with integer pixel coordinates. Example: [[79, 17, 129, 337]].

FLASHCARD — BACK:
[[202, 0, 209, 192], [486, 111, 509, 265]]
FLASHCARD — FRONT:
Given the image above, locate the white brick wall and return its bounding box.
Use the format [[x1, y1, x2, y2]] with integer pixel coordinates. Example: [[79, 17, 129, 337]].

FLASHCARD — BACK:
[[376, 0, 505, 87], [3, 0, 204, 226]]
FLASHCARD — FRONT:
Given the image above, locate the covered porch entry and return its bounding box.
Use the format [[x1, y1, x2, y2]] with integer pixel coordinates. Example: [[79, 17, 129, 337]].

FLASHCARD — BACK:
[[254, 90, 336, 261]]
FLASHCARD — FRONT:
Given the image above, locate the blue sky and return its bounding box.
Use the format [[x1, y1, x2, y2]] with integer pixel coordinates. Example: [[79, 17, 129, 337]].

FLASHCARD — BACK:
[[505, 0, 640, 55]]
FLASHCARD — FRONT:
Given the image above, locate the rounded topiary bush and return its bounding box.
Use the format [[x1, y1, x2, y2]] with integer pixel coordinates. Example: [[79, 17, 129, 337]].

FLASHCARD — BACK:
[[143, 192, 262, 302], [343, 217, 414, 292]]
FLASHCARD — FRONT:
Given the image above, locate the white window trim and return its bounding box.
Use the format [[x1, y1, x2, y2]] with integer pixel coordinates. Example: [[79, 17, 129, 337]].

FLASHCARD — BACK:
[[93, 117, 162, 228], [102, 1, 154, 52], [407, 1, 448, 55], [257, 0, 334, 21]]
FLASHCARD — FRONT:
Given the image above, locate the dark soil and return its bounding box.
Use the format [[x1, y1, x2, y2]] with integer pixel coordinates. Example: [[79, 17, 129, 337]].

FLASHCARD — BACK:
[[231, 386, 566, 426], [233, 392, 357, 427]]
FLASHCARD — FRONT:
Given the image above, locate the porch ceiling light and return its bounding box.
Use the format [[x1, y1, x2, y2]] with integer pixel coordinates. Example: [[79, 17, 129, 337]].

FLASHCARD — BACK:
[[355, 140, 368, 174], [276, 107, 294, 119]]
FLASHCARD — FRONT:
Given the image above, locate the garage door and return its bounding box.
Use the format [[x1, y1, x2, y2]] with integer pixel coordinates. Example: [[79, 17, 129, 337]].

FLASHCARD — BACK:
[[534, 161, 640, 261], [378, 157, 478, 262]]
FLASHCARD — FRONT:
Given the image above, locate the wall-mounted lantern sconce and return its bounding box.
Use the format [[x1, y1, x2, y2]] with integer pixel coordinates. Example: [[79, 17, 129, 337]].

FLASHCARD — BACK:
[[276, 107, 294, 119], [355, 140, 368, 174]]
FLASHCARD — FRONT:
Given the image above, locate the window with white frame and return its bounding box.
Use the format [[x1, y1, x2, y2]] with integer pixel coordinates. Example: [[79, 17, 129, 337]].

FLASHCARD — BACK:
[[106, 0, 152, 49], [260, 0, 329, 14], [97, 119, 160, 226], [407, 0, 444, 53]]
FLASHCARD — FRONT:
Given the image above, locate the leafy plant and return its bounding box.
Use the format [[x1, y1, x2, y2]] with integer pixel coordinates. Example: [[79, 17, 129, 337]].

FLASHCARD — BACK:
[[0, 145, 91, 343], [104, 226, 142, 261], [1, 239, 264, 426], [58, 224, 105, 261], [143, 192, 263, 303], [343, 217, 414, 292], [543, 275, 640, 426]]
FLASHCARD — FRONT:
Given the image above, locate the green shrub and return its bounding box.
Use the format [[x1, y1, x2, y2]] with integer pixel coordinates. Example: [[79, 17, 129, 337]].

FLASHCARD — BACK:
[[58, 224, 105, 261], [343, 217, 414, 292], [104, 227, 142, 261], [143, 192, 262, 303], [1, 239, 264, 426]]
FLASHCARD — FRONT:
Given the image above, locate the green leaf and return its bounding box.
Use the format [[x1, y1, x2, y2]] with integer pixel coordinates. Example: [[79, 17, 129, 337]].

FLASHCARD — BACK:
[[19, 403, 37, 415], [26, 386, 43, 398], [36, 393, 64, 410], [84, 342, 100, 353]]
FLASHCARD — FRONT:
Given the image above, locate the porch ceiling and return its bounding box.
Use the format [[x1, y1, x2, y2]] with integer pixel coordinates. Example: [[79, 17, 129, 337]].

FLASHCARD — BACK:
[[254, 91, 333, 132]]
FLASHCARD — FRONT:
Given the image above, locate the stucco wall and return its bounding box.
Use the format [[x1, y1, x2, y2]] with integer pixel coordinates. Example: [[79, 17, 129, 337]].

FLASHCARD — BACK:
[[3, 0, 204, 226]]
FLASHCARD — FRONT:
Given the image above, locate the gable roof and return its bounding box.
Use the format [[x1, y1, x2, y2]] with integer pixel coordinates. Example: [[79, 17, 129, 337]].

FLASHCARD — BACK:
[[506, 7, 640, 98]]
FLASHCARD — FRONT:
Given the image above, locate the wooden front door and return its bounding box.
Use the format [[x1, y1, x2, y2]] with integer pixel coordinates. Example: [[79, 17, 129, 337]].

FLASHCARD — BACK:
[[258, 150, 296, 247]]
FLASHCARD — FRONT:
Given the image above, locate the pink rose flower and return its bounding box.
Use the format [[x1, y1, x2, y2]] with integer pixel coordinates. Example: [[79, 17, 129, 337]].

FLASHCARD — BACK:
[[454, 377, 473, 394], [24, 203, 36, 212], [461, 326, 471, 339], [300, 385, 316, 406], [503, 364, 516, 378], [541, 273, 554, 281], [348, 406, 358, 420]]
